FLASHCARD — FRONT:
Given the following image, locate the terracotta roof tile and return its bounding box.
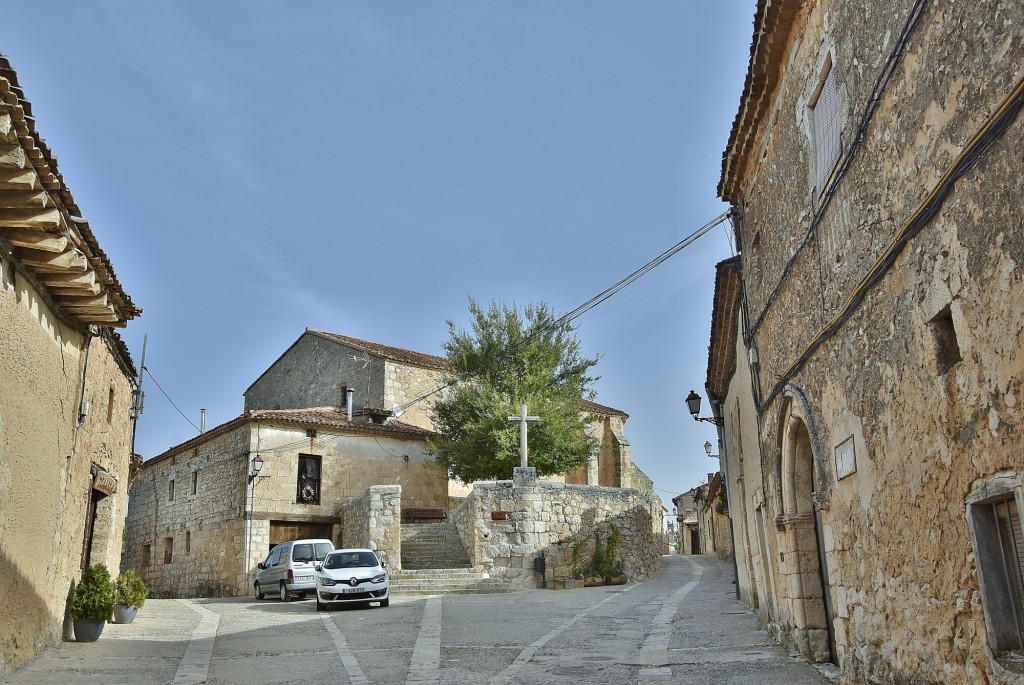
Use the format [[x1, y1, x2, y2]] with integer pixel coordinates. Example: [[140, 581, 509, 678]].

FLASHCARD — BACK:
[[307, 329, 448, 370]]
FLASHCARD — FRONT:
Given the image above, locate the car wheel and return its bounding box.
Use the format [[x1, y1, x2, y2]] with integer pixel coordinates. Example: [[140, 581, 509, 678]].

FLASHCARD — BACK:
[[316, 597, 324, 611], [254, 582, 264, 600], [380, 598, 389, 608], [280, 583, 291, 602]]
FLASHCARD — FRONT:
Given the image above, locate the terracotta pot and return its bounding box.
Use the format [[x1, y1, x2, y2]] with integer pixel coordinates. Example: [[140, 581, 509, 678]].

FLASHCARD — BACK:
[[606, 575, 628, 585], [583, 577, 604, 587]]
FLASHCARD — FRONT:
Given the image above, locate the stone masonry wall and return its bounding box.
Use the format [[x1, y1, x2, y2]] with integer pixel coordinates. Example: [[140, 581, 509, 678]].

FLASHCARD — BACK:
[[340, 485, 402, 571], [452, 469, 662, 589], [123, 425, 250, 598], [244, 332, 387, 413], [721, 0, 1024, 681]]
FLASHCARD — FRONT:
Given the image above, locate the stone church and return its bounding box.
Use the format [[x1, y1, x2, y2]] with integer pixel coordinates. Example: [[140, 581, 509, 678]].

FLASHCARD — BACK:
[[124, 328, 662, 597], [706, 0, 1024, 682]]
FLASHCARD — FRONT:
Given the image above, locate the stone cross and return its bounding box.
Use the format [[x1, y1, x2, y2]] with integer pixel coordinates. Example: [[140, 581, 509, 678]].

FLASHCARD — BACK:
[[507, 404, 540, 468]]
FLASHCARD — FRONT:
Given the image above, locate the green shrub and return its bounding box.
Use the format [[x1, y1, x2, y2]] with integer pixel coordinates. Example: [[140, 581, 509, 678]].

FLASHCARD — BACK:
[[72, 564, 115, 621], [580, 524, 624, 578], [114, 569, 148, 608]]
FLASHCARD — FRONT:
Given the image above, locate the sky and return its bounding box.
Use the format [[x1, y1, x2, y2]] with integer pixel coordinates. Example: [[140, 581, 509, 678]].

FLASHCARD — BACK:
[[4, 2, 755, 511]]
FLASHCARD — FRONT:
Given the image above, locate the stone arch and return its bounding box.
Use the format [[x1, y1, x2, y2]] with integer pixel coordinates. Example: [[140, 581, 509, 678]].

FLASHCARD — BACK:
[[775, 388, 834, 663]]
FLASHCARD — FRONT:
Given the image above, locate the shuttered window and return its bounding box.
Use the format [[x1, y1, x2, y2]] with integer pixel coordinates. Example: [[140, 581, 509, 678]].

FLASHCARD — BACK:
[[810, 62, 841, 195]]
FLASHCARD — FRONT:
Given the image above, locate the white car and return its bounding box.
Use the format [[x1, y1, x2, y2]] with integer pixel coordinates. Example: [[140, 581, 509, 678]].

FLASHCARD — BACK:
[[315, 549, 390, 610]]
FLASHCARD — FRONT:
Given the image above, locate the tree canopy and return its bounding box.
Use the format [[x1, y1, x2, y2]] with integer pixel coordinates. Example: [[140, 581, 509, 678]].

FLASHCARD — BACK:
[[429, 299, 599, 483]]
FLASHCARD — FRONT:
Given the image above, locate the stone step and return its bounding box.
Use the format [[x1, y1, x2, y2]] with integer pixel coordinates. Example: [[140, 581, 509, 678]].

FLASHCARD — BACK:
[[401, 522, 471, 570]]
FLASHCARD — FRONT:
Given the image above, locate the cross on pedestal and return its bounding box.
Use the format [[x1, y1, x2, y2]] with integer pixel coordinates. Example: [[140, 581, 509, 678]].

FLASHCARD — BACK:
[[507, 404, 540, 468]]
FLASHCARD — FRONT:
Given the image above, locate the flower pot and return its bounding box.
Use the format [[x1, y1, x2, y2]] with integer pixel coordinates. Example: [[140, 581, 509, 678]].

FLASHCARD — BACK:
[[583, 577, 604, 587], [73, 619, 106, 642], [112, 604, 138, 624], [606, 575, 628, 585]]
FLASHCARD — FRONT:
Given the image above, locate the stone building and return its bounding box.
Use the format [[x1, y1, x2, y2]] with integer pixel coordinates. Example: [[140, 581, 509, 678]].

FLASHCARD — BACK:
[[125, 330, 659, 597], [694, 473, 734, 562], [672, 489, 699, 555], [246, 329, 652, 495], [122, 407, 443, 598], [0, 57, 140, 670], [708, 0, 1024, 682]]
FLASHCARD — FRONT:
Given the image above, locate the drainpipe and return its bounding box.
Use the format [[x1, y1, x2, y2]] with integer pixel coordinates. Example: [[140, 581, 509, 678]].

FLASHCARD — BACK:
[[346, 388, 354, 421]]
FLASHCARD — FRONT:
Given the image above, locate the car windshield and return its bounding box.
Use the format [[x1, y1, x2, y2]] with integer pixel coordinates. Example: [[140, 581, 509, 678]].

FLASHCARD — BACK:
[[314, 543, 332, 561], [324, 552, 380, 570]]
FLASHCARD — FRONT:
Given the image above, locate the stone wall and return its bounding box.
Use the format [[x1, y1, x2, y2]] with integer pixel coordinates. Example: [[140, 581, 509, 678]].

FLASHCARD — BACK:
[[383, 361, 444, 431], [244, 332, 387, 413], [452, 468, 663, 589], [1, 257, 136, 671], [715, 0, 1024, 680], [123, 424, 250, 598], [340, 485, 402, 570], [124, 418, 446, 597]]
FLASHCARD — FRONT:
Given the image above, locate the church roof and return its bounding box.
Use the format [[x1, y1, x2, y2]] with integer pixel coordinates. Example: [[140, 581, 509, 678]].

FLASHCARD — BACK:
[[307, 328, 448, 370], [582, 399, 628, 418]]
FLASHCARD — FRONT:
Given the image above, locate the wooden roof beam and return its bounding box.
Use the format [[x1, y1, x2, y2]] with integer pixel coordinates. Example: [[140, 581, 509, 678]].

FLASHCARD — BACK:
[[0, 167, 38, 190], [0, 189, 51, 208], [2, 227, 67, 252], [17, 249, 87, 272], [0, 206, 61, 229]]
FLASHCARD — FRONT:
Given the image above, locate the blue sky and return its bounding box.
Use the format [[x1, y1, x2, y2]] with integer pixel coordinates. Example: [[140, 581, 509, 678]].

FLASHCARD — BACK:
[[4, 2, 755, 509]]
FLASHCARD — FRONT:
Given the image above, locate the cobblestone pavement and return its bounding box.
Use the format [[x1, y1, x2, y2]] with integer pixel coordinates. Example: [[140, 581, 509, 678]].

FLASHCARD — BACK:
[[1, 555, 837, 685]]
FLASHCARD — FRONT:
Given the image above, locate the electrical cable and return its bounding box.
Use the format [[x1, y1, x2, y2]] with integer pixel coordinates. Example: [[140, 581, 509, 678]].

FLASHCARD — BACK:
[[759, 68, 1024, 411], [143, 367, 201, 432], [389, 209, 734, 415], [745, 0, 929, 339]]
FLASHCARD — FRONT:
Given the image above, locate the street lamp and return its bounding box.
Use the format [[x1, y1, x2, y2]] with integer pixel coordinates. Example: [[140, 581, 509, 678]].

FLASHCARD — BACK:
[[248, 455, 264, 483], [685, 390, 724, 426]]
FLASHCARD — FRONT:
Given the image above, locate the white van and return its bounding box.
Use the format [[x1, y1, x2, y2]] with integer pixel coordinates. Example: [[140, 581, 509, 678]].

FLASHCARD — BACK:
[[254, 539, 333, 601]]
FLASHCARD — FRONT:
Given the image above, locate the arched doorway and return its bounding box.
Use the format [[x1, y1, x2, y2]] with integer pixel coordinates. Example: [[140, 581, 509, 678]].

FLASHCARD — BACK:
[[778, 399, 835, 663]]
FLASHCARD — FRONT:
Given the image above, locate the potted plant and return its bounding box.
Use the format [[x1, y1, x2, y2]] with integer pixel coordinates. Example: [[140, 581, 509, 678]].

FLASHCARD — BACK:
[[71, 564, 115, 642], [112, 569, 148, 624]]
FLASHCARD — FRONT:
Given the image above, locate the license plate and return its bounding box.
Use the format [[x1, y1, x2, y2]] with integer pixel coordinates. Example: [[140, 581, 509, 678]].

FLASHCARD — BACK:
[[295, 576, 313, 582], [341, 587, 364, 594]]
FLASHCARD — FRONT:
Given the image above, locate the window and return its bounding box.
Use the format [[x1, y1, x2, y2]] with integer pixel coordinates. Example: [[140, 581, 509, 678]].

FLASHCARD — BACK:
[[968, 477, 1024, 670], [163, 537, 174, 564], [185, 531, 191, 555], [142, 544, 151, 567], [168, 479, 175, 502], [106, 386, 115, 423], [296, 454, 321, 505], [191, 471, 198, 496], [809, 55, 841, 195]]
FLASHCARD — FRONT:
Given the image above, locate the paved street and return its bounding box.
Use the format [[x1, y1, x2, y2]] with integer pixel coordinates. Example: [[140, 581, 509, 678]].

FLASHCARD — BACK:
[[2, 556, 836, 685]]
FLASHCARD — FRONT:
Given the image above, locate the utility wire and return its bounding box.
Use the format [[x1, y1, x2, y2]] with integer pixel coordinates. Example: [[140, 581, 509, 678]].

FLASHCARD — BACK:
[[144, 366, 201, 432], [392, 209, 734, 415]]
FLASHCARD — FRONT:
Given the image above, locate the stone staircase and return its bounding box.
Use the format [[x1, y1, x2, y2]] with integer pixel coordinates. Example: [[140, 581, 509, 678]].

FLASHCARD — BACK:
[[392, 522, 515, 595], [387, 568, 515, 595], [400, 522, 470, 569]]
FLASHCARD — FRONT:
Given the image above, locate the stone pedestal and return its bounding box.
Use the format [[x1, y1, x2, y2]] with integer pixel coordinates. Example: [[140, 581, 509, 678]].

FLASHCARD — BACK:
[[512, 467, 537, 487]]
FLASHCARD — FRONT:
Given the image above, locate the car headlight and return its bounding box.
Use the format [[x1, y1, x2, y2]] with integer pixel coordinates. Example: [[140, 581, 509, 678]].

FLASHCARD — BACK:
[[318, 576, 337, 586], [371, 573, 387, 584]]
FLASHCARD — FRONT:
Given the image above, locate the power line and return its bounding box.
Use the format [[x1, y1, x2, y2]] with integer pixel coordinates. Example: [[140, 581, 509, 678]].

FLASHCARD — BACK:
[[143, 366, 201, 433], [392, 209, 734, 414]]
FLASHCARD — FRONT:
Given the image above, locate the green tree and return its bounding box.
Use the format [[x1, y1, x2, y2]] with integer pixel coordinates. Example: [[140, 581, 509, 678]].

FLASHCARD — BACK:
[[430, 299, 599, 483]]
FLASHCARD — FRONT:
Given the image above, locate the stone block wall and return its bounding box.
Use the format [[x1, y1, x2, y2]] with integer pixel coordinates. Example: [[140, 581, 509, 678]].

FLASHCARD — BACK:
[[383, 361, 445, 431], [123, 425, 250, 598], [340, 485, 402, 570], [452, 468, 663, 589]]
